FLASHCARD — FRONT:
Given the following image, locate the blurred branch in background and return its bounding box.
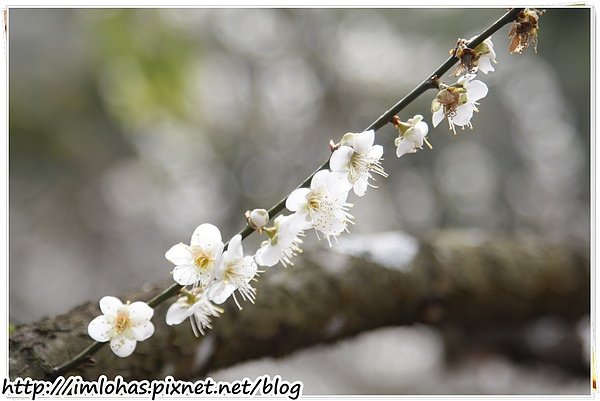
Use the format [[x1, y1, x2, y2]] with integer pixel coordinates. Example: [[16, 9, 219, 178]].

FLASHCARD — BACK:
[[10, 230, 589, 381]]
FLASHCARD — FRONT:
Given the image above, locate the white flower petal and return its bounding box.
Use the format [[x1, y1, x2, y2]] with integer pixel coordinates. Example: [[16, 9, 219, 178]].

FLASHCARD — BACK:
[[368, 144, 384, 161], [208, 281, 236, 304], [286, 188, 310, 212], [410, 114, 424, 124], [166, 300, 193, 326], [458, 74, 476, 85], [88, 315, 112, 342], [196, 271, 213, 287], [191, 223, 222, 248], [404, 128, 423, 148], [131, 320, 155, 341], [451, 103, 475, 127], [326, 171, 353, 198], [165, 243, 193, 266], [172, 264, 200, 286], [287, 212, 312, 231], [487, 44, 497, 61], [478, 57, 495, 74], [99, 296, 123, 316], [226, 234, 244, 262], [329, 146, 353, 172], [465, 80, 488, 102], [279, 217, 305, 242], [213, 251, 229, 279], [110, 336, 137, 358], [312, 211, 346, 236], [238, 256, 258, 278], [396, 139, 415, 158], [353, 178, 369, 197], [432, 109, 444, 127], [254, 243, 282, 267], [128, 301, 154, 321], [310, 169, 331, 190], [394, 136, 402, 147], [353, 130, 375, 154], [206, 241, 224, 261], [415, 121, 429, 137]]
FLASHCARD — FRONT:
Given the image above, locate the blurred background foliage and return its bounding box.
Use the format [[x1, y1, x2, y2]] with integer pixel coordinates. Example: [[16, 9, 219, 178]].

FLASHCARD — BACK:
[[9, 8, 590, 394]]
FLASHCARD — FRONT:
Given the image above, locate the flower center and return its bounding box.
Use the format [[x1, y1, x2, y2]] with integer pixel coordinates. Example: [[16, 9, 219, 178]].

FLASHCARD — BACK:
[[263, 226, 280, 245], [437, 86, 468, 118], [185, 292, 198, 305], [190, 247, 213, 271], [350, 151, 387, 180], [308, 194, 322, 210], [224, 263, 238, 282], [194, 254, 212, 270], [114, 311, 131, 334], [349, 153, 366, 182]]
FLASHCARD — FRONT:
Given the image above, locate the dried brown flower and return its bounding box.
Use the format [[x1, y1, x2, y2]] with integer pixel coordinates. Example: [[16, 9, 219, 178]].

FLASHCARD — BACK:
[[450, 38, 481, 76], [509, 8, 545, 54]]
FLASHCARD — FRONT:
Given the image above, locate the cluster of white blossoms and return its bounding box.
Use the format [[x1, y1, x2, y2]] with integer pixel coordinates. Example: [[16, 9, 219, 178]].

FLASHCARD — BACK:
[[87, 36, 504, 358], [394, 37, 496, 158], [430, 37, 495, 135], [164, 225, 257, 333], [159, 129, 389, 341]]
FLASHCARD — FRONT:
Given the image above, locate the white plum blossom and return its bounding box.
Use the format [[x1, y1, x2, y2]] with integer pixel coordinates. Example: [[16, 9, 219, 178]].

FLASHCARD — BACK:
[[432, 74, 488, 134], [208, 234, 258, 309], [166, 289, 223, 336], [255, 214, 305, 267], [165, 223, 224, 287], [286, 170, 353, 245], [394, 115, 431, 158], [470, 36, 497, 74], [245, 208, 270, 233], [330, 130, 387, 197], [88, 296, 155, 358]]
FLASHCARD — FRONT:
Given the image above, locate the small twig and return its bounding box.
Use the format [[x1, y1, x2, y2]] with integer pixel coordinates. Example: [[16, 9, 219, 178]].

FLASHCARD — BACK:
[[50, 7, 524, 377], [51, 341, 104, 379]]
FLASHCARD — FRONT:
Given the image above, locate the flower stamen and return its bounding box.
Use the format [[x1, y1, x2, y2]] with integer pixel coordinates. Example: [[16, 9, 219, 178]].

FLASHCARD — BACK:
[[114, 311, 130, 334]]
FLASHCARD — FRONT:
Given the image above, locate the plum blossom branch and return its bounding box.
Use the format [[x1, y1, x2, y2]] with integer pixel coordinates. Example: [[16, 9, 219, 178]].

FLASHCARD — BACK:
[[51, 7, 526, 377]]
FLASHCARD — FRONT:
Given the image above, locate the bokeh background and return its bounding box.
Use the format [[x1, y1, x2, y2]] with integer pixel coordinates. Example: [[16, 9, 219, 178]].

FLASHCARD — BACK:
[[9, 8, 590, 394]]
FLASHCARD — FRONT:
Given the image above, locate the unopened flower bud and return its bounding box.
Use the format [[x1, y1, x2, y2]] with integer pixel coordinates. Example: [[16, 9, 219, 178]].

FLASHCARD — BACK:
[[329, 140, 340, 152], [245, 209, 270, 232]]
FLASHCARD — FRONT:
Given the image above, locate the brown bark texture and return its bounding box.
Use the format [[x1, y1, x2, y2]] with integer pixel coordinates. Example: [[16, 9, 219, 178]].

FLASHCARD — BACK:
[[9, 230, 590, 380]]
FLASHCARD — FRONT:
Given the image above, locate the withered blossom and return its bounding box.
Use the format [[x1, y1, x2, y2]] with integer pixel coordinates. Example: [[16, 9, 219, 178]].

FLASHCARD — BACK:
[[451, 38, 480, 76], [509, 8, 545, 54], [451, 37, 497, 76]]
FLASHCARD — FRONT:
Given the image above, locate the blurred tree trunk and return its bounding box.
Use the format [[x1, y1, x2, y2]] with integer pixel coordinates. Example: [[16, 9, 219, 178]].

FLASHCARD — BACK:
[[9, 230, 589, 380]]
